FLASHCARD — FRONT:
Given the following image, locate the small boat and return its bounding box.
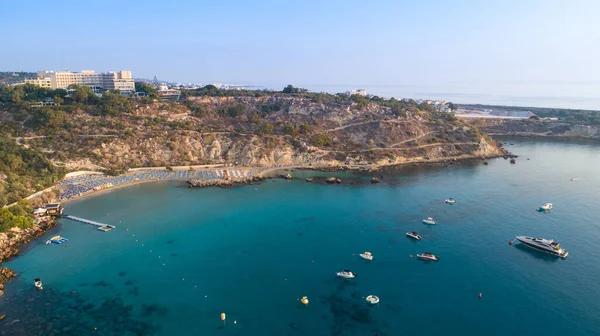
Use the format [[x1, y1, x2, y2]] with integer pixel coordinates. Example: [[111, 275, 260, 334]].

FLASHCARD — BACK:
[[510, 158, 516, 164], [444, 198, 456, 204], [537, 203, 552, 212], [571, 178, 579, 181], [34, 278, 43, 290], [422, 217, 437, 225], [306, 178, 313, 182], [417, 252, 439, 261], [366, 295, 380, 305], [513, 236, 568, 258], [483, 161, 489, 165], [406, 232, 422, 240], [359, 251, 373, 260], [45, 236, 68, 244], [300, 296, 309, 305], [336, 269, 357, 279]]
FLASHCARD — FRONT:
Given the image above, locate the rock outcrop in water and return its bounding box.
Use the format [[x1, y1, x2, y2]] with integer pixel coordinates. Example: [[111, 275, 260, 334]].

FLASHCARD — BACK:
[[187, 176, 264, 188]]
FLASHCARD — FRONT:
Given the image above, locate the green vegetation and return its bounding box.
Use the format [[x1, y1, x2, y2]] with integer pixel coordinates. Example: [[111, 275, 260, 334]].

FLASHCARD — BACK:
[[259, 122, 274, 135], [134, 81, 158, 97], [0, 135, 65, 207], [0, 207, 34, 232], [311, 133, 333, 147], [282, 85, 308, 94]]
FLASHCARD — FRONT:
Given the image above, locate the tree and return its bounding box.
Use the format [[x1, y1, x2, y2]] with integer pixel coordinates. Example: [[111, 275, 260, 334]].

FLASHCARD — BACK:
[[448, 102, 458, 111], [299, 122, 313, 134], [227, 104, 246, 117], [311, 133, 332, 147], [259, 122, 274, 135], [283, 122, 298, 137], [135, 81, 158, 97], [53, 95, 64, 105], [282, 85, 308, 94]]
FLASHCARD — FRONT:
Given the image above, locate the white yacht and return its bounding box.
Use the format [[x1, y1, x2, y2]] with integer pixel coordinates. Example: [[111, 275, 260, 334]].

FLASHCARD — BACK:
[[514, 236, 568, 258], [444, 198, 456, 204], [406, 232, 422, 240], [422, 217, 437, 225], [34, 278, 43, 290], [359, 251, 373, 261], [417, 252, 439, 261], [336, 270, 357, 279], [537, 203, 553, 212]]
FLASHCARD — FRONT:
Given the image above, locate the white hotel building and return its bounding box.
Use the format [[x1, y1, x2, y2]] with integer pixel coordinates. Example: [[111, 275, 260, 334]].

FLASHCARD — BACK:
[[25, 70, 135, 93]]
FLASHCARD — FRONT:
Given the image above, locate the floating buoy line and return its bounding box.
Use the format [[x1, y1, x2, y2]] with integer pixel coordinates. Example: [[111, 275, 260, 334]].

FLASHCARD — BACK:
[[122, 225, 240, 326]]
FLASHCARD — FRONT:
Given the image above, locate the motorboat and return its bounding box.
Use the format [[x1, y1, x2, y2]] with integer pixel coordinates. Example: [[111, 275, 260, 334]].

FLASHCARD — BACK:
[[406, 232, 422, 240], [422, 217, 437, 225], [417, 252, 439, 261], [359, 251, 373, 261], [366, 295, 380, 305], [444, 198, 456, 204], [537, 203, 553, 212], [514, 236, 568, 258], [300, 296, 309, 305], [34, 278, 43, 290], [336, 269, 357, 279], [46, 236, 68, 244]]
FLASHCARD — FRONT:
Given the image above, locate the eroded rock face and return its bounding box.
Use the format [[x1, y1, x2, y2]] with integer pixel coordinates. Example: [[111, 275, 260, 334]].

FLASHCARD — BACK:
[[19, 96, 503, 171]]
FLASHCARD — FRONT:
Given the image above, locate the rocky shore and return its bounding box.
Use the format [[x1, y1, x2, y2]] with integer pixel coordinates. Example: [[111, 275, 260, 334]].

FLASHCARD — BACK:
[[0, 219, 56, 294], [187, 176, 266, 188]]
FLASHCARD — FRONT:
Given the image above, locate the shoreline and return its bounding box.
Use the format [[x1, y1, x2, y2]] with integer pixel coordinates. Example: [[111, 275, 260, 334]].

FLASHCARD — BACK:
[[0, 151, 503, 299]]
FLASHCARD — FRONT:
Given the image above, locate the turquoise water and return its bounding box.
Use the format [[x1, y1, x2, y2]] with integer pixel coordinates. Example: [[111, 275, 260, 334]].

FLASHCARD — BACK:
[[2, 137, 600, 335]]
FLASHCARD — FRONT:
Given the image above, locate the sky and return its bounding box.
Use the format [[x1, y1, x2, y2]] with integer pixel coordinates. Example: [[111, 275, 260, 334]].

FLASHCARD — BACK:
[[2, 0, 600, 107]]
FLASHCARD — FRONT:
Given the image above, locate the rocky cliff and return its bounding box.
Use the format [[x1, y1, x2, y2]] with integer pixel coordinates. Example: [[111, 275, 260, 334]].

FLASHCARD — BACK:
[[467, 119, 600, 139], [12, 95, 505, 171]]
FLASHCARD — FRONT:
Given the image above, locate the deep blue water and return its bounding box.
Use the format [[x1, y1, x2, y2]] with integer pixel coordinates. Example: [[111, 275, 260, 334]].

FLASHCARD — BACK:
[[1, 137, 600, 335]]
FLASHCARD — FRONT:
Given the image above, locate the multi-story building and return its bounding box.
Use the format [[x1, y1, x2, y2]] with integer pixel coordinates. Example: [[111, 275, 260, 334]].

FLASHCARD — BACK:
[[25, 70, 135, 92]]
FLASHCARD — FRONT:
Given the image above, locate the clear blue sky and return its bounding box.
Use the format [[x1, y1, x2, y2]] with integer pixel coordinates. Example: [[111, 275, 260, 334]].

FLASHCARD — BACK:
[[2, 0, 600, 105]]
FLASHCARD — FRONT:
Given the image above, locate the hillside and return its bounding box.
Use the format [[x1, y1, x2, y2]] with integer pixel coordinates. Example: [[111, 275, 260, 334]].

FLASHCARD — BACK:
[[0, 85, 505, 204]]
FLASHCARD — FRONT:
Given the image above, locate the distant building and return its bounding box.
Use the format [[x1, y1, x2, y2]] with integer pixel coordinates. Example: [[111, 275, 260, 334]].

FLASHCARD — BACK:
[[24, 70, 135, 93], [346, 89, 367, 96], [156, 83, 181, 100]]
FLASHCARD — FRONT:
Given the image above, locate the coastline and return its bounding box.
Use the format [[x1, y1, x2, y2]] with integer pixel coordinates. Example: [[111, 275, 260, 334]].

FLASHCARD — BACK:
[[0, 151, 503, 299]]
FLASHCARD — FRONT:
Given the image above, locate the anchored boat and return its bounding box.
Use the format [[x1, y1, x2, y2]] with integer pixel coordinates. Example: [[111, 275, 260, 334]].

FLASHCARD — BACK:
[[359, 251, 373, 261], [444, 198, 456, 204], [417, 252, 439, 261], [537, 203, 553, 212], [422, 217, 437, 225], [513, 236, 568, 258], [336, 270, 357, 279], [34, 278, 43, 290], [366, 295, 380, 305], [406, 232, 422, 240]]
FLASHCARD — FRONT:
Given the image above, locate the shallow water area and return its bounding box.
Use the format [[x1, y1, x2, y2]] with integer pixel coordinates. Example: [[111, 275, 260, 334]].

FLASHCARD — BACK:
[[1, 137, 600, 335]]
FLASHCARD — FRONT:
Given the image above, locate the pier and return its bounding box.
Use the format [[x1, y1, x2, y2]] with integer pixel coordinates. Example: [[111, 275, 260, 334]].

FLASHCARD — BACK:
[[64, 215, 116, 231]]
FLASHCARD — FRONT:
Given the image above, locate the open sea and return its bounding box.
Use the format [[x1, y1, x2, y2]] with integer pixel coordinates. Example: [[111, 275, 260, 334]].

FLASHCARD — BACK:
[[1, 137, 600, 335]]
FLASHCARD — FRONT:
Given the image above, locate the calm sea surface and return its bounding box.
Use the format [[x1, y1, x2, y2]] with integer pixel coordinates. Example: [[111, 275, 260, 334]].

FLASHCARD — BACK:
[[1, 137, 600, 335]]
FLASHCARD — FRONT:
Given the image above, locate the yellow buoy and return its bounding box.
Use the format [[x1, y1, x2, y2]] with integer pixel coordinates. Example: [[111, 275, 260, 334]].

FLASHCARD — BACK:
[[221, 312, 226, 321], [300, 296, 309, 305]]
